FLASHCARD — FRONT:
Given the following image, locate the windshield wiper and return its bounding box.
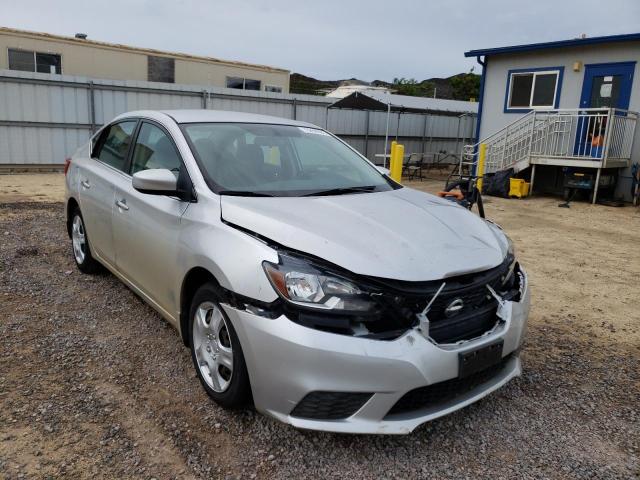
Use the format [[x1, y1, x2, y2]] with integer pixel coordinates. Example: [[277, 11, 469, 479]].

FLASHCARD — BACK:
[[219, 190, 274, 197], [303, 185, 378, 197]]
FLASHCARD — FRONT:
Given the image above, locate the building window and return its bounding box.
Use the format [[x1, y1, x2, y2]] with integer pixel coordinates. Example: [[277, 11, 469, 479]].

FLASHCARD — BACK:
[[8, 49, 61, 74], [226, 77, 261, 91], [147, 56, 175, 83], [226, 77, 245, 89], [265, 85, 283, 93], [244, 79, 261, 91], [506, 67, 563, 111]]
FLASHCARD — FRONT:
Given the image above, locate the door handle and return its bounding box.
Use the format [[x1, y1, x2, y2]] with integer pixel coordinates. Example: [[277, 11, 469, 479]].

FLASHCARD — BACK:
[[81, 180, 91, 189], [115, 199, 129, 211]]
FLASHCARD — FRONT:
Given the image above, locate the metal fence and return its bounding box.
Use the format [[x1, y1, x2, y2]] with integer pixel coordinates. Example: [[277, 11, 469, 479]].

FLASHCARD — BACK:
[[0, 70, 476, 168]]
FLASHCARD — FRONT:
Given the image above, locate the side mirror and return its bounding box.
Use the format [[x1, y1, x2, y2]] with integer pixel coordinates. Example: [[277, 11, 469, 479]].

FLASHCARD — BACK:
[[132, 169, 179, 196], [376, 166, 390, 176]]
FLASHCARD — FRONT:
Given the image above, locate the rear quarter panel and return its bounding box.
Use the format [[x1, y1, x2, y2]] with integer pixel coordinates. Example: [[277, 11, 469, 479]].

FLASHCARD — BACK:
[[65, 142, 92, 210]]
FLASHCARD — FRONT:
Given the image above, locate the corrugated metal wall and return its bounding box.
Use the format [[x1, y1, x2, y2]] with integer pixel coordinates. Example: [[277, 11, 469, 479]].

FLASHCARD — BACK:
[[0, 70, 476, 167]]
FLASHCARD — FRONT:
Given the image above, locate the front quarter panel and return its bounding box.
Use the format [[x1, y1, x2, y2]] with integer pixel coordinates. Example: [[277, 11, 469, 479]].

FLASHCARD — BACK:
[[177, 193, 280, 309]]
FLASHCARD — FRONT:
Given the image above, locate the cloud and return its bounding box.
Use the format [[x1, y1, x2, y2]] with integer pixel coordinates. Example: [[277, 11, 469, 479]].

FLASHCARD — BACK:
[[3, 0, 639, 81]]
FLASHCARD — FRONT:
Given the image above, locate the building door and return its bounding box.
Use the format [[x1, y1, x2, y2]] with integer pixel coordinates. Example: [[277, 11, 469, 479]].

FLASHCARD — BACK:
[[575, 62, 635, 156]]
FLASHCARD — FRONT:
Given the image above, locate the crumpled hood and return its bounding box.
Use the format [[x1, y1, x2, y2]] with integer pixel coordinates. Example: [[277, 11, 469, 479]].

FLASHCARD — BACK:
[[220, 188, 506, 281]]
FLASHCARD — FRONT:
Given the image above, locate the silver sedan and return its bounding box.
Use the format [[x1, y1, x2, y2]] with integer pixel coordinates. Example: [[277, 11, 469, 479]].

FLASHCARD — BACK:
[[65, 110, 530, 434]]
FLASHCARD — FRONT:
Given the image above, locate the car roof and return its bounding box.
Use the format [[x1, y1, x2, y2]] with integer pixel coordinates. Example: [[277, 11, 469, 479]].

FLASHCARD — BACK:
[[113, 109, 320, 128]]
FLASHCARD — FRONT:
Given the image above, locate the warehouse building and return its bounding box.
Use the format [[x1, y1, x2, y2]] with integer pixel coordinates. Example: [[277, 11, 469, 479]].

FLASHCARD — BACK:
[[0, 27, 290, 93]]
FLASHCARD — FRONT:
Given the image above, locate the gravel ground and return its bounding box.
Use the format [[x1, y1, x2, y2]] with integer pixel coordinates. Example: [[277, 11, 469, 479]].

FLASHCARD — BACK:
[[0, 189, 639, 479]]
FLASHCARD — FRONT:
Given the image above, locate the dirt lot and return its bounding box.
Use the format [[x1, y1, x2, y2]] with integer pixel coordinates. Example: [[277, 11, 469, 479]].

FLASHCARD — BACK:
[[0, 174, 65, 203], [1, 173, 639, 479]]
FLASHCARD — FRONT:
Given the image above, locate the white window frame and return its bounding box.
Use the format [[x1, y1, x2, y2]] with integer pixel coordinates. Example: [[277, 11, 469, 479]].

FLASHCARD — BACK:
[[507, 70, 559, 110], [7, 48, 63, 74]]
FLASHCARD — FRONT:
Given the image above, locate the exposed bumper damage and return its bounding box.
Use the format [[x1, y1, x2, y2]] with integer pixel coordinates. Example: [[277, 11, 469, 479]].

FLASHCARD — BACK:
[[223, 266, 530, 434]]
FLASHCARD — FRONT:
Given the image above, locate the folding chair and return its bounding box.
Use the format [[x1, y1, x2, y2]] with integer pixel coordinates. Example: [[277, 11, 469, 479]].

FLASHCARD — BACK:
[[403, 153, 425, 180]]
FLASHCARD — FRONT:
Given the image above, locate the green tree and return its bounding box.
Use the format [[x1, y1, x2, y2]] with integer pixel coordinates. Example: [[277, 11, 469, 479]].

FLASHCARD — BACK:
[[450, 68, 480, 101], [392, 78, 435, 97]]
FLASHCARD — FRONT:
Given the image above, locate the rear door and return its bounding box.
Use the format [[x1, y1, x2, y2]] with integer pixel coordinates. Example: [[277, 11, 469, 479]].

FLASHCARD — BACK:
[[78, 120, 138, 265], [112, 120, 191, 318]]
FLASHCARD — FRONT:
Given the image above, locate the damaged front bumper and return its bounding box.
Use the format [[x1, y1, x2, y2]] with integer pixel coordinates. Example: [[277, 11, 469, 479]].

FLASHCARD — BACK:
[[224, 268, 530, 434]]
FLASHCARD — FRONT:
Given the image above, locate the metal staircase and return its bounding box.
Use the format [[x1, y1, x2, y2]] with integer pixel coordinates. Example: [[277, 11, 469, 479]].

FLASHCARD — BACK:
[[459, 108, 638, 178], [460, 110, 536, 176]]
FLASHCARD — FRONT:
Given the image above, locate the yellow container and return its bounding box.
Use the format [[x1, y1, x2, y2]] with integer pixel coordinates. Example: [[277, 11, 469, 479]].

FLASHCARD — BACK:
[[509, 178, 530, 198]]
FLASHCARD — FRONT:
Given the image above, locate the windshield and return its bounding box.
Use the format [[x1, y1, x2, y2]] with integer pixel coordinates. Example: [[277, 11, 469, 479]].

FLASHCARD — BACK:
[[181, 123, 395, 196]]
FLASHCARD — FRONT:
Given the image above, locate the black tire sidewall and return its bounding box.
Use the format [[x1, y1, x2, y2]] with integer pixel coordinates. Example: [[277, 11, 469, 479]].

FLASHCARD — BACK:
[[188, 283, 251, 408]]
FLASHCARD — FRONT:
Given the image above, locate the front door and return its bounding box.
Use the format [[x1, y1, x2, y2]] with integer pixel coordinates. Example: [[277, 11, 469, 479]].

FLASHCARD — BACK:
[[112, 121, 189, 319], [575, 62, 636, 156]]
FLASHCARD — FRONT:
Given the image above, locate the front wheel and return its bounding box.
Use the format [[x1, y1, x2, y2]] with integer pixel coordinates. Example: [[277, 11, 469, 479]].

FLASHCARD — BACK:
[[70, 208, 101, 274], [189, 283, 251, 408]]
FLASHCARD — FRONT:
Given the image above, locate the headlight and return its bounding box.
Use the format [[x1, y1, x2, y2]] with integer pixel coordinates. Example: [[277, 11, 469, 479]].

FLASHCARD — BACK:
[[486, 219, 515, 260], [506, 234, 515, 259], [486, 220, 516, 288], [501, 235, 517, 289], [263, 254, 375, 312]]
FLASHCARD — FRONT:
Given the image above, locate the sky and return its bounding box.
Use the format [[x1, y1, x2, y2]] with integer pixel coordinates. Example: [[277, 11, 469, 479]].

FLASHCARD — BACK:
[[2, 0, 640, 81]]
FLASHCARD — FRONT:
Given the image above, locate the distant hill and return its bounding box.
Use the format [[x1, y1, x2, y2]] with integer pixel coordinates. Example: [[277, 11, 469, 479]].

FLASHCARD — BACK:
[[290, 72, 480, 101], [288, 74, 354, 95]]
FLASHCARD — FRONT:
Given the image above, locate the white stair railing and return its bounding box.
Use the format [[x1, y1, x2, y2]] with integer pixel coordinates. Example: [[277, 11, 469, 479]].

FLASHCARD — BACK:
[[459, 108, 638, 175], [459, 110, 536, 175]]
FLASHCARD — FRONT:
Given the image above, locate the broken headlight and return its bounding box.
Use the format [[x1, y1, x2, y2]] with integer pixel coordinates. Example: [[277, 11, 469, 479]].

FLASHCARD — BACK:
[[485, 219, 514, 259], [506, 234, 515, 259], [263, 253, 376, 312]]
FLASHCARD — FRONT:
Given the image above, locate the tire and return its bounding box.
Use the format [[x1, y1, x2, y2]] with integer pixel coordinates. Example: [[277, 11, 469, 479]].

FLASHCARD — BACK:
[[70, 207, 101, 274], [189, 283, 251, 408]]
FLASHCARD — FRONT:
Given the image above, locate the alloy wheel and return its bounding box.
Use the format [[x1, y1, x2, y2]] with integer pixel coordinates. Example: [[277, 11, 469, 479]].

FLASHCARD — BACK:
[[192, 301, 234, 392], [71, 214, 86, 265]]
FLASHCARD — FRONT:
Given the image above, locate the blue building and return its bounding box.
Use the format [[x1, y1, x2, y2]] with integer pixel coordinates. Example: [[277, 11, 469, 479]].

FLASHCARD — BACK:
[[465, 33, 639, 203]]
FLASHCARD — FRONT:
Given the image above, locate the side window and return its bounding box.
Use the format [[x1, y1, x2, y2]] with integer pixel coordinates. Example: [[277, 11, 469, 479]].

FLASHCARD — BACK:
[[130, 123, 182, 175], [94, 121, 137, 171]]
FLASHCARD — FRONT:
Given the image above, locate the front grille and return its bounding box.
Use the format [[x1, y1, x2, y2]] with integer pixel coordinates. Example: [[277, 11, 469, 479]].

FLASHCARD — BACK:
[[371, 261, 510, 343], [290, 391, 373, 420], [386, 353, 514, 416], [282, 255, 517, 342], [428, 303, 498, 343]]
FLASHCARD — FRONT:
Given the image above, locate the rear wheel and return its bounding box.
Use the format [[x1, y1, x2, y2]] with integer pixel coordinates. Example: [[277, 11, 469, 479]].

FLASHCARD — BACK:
[[70, 208, 101, 274], [189, 283, 251, 408]]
